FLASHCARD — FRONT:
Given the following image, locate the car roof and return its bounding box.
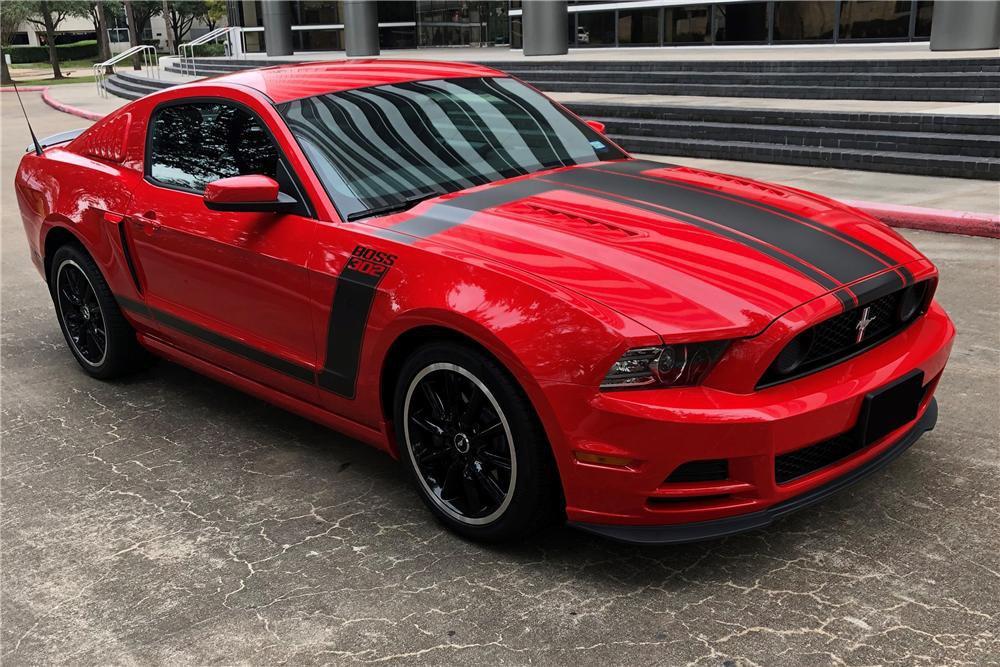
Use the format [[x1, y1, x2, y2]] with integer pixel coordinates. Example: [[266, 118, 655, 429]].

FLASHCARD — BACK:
[[204, 59, 506, 104]]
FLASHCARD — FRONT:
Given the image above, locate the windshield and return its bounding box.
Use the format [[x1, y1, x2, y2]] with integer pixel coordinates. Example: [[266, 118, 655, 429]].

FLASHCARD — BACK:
[[278, 76, 626, 220]]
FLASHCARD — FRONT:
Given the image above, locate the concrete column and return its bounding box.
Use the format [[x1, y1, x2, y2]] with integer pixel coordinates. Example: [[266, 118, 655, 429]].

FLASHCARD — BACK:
[[344, 0, 380, 57], [262, 0, 293, 56], [522, 0, 568, 56], [930, 1, 1000, 51]]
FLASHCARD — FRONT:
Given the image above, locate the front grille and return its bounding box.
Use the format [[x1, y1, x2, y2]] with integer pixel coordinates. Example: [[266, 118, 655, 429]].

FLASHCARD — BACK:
[[759, 283, 928, 388], [665, 459, 729, 483], [775, 431, 861, 484], [775, 373, 937, 484]]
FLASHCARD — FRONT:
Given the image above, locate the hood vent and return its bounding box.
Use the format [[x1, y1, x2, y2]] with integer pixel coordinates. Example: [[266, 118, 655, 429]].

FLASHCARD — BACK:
[[500, 200, 642, 241]]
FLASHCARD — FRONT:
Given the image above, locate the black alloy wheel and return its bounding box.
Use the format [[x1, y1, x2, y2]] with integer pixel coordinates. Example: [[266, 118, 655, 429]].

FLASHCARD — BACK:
[[393, 343, 562, 542], [404, 362, 516, 525], [56, 259, 108, 367]]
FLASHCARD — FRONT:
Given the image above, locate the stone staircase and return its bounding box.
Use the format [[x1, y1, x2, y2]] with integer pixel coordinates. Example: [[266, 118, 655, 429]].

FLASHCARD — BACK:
[[566, 103, 1000, 180]]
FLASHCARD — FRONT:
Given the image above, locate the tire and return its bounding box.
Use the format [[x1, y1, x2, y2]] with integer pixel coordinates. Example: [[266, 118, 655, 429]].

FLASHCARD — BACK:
[[49, 243, 149, 380], [393, 342, 562, 543]]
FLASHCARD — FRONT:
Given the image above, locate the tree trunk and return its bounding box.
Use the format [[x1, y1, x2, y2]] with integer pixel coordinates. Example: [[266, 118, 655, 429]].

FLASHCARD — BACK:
[[1, 55, 13, 86], [123, 0, 142, 71], [96, 2, 111, 61], [162, 1, 175, 54], [39, 1, 63, 79]]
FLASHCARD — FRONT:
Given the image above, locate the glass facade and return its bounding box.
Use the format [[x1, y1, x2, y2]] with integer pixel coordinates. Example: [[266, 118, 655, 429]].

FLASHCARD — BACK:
[[839, 1, 912, 40], [773, 1, 837, 41], [664, 5, 712, 44], [231, 1, 936, 52], [714, 2, 769, 42]]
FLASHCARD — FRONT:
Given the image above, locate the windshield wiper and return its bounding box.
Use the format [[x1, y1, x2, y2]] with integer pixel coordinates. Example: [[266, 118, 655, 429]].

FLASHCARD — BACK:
[[346, 191, 443, 222]]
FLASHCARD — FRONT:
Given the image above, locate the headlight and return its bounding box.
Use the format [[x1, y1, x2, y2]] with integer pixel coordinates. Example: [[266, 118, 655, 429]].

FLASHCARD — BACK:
[[601, 341, 730, 390]]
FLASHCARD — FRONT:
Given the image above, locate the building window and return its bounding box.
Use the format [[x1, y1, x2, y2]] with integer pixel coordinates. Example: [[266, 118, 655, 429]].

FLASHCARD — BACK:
[[294, 1, 343, 25], [379, 0, 417, 48], [839, 1, 912, 40], [914, 1, 934, 38], [618, 7, 660, 46], [773, 1, 837, 41], [714, 2, 769, 42], [293, 29, 344, 51], [576, 10, 615, 46], [664, 5, 711, 44]]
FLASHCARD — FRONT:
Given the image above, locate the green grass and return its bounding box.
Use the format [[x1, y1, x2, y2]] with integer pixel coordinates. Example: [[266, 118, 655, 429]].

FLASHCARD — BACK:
[[16, 74, 98, 86], [11, 58, 102, 71]]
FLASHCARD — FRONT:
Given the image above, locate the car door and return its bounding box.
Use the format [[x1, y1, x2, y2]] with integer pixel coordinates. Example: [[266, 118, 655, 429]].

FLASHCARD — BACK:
[[126, 99, 320, 403]]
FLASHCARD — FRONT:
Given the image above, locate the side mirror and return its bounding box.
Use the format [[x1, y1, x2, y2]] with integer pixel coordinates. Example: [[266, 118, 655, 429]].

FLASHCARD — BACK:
[[203, 175, 298, 213], [585, 119, 606, 134]]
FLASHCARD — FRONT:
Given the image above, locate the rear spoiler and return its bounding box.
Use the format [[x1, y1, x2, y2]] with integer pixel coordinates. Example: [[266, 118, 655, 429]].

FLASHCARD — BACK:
[[25, 128, 86, 153]]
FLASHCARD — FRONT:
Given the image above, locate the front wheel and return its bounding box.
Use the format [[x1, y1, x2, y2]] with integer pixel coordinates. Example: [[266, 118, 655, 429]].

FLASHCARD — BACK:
[[393, 343, 561, 542]]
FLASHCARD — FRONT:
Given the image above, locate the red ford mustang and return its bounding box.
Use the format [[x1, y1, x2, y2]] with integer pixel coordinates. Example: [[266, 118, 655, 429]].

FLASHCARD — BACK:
[[15, 61, 954, 544]]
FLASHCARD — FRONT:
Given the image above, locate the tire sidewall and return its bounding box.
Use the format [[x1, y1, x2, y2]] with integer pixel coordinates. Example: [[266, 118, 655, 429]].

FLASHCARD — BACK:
[[393, 343, 556, 542]]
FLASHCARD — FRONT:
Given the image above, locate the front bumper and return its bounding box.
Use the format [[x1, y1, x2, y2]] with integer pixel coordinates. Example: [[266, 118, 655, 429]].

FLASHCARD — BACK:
[[571, 398, 937, 545], [543, 300, 954, 535]]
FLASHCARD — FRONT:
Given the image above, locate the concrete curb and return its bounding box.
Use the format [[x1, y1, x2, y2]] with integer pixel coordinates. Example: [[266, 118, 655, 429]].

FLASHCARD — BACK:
[[39, 87, 104, 121], [847, 200, 1000, 239]]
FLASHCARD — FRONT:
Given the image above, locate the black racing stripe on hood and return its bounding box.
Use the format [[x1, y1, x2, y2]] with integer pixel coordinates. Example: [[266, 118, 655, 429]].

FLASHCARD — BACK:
[[377, 178, 556, 241], [545, 166, 896, 291], [535, 174, 847, 297], [600, 160, 912, 285]]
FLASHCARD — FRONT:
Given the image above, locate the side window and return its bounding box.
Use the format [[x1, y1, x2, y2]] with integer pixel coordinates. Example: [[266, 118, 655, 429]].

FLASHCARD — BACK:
[[148, 102, 280, 192]]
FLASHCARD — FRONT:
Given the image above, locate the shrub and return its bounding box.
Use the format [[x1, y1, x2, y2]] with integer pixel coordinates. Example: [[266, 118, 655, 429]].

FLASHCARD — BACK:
[[8, 40, 99, 64], [192, 42, 226, 57]]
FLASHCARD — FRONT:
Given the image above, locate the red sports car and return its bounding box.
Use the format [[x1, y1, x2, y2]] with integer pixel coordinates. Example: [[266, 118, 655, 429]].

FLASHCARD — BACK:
[[15, 61, 954, 544]]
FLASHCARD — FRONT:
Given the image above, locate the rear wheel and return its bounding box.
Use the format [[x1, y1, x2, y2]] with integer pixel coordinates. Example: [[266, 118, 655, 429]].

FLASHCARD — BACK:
[[393, 342, 561, 542], [50, 244, 148, 379]]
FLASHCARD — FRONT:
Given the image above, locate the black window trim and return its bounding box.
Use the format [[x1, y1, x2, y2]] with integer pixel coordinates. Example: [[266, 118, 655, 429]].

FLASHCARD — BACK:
[[143, 96, 315, 218]]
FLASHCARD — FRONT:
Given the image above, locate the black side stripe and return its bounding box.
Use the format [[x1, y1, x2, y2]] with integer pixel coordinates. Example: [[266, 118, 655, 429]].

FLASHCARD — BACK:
[[599, 160, 913, 284], [115, 296, 315, 383], [319, 247, 398, 399], [116, 223, 143, 294]]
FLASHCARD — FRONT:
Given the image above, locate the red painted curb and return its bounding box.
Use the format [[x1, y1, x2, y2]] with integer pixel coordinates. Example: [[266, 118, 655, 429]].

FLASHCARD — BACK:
[[39, 87, 104, 121], [846, 200, 1000, 239], [0, 85, 48, 92]]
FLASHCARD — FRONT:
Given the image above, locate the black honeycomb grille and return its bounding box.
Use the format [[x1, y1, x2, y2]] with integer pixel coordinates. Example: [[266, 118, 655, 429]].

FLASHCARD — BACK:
[[759, 285, 925, 388], [775, 432, 861, 484], [665, 459, 729, 483]]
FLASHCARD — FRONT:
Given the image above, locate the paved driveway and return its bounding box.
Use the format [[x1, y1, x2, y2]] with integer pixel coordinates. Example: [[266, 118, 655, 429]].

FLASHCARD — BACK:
[[2, 93, 998, 665]]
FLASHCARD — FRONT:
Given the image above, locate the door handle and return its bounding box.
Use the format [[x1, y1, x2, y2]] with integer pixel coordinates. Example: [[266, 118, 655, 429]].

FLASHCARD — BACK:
[[132, 211, 161, 236]]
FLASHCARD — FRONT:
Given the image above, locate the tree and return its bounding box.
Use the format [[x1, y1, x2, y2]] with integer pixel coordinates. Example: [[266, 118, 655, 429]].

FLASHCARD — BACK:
[[1, 0, 34, 84], [199, 0, 226, 32], [129, 0, 163, 42], [22, 1, 91, 79], [165, 0, 202, 52], [88, 1, 122, 61]]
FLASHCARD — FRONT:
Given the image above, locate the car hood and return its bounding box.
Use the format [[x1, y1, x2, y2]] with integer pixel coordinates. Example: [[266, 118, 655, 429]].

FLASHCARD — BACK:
[[368, 160, 924, 339]]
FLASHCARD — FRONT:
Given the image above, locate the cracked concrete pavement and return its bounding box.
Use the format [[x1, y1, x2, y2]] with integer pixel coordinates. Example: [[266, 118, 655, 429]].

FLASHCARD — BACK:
[[2, 91, 999, 665]]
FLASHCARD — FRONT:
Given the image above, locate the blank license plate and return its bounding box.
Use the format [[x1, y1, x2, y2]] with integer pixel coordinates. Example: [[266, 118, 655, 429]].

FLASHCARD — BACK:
[[858, 370, 925, 446]]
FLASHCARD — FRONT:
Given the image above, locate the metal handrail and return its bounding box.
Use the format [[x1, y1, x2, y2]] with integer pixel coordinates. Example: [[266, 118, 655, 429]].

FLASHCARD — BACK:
[[178, 26, 248, 77], [93, 44, 159, 98]]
